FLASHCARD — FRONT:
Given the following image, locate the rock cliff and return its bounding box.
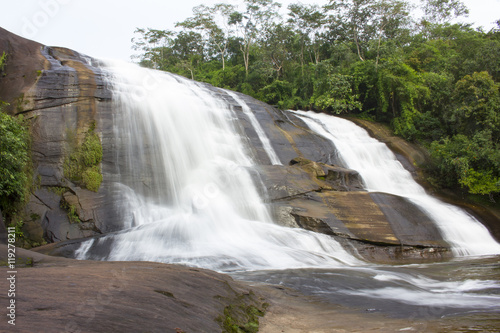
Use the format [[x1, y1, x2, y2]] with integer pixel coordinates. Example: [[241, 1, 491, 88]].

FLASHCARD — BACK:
[[0, 27, 456, 263]]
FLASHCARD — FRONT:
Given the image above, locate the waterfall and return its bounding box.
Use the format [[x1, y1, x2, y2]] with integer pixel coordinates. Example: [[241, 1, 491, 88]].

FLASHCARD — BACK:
[[75, 61, 360, 271], [293, 110, 500, 256], [226, 91, 282, 165]]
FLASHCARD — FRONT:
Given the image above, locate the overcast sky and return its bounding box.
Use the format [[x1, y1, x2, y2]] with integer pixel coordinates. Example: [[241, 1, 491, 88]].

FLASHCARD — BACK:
[[2, 0, 499, 61]]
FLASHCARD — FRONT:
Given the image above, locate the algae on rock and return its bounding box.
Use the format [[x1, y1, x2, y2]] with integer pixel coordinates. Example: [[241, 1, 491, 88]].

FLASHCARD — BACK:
[[63, 123, 103, 192]]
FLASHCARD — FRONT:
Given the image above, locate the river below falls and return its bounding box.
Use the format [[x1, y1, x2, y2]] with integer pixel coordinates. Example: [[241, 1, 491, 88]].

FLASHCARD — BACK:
[[72, 60, 499, 329], [233, 255, 500, 319]]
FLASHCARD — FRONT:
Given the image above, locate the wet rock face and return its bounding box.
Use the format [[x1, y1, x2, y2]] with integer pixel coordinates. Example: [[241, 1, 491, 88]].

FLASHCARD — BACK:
[[0, 28, 121, 243], [1, 28, 451, 262]]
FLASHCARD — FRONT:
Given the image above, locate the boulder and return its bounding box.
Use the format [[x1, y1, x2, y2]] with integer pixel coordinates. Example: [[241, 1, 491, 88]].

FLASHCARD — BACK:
[[0, 245, 268, 333]]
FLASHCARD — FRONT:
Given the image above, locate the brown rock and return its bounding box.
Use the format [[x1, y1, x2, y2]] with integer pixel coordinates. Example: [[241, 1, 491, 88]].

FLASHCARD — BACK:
[[0, 245, 267, 333]]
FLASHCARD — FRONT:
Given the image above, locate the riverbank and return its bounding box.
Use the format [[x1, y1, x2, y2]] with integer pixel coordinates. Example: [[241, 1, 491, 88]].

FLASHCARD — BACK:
[[2, 245, 499, 332]]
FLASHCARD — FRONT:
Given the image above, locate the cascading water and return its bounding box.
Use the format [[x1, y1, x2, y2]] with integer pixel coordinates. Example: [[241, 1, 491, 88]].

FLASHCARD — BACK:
[[226, 90, 282, 165], [293, 110, 500, 256], [74, 62, 500, 317], [75, 60, 360, 271]]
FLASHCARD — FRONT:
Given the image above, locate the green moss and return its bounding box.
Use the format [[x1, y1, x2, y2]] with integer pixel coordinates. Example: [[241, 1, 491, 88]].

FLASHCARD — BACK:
[[15, 93, 27, 113], [66, 204, 81, 224], [0, 52, 6, 74], [219, 304, 265, 333], [82, 166, 103, 192], [63, 124, 103, 192], [0, 256, 34, 267], [8, 220, 25, 239], [81, 132, 102, 166], [48, 186, 68, 196], [216, 290, 267, 333]]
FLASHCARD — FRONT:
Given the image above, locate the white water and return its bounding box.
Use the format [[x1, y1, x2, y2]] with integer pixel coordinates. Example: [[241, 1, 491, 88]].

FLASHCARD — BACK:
[[75, 61, 360, 271], [73, 62, 500, 313], [293, 110, 500, 256], [226, 90, 282, 165]]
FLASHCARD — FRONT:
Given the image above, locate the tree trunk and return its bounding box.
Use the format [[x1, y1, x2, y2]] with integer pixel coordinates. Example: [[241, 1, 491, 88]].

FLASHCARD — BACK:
[[354, 31, 364, 62]]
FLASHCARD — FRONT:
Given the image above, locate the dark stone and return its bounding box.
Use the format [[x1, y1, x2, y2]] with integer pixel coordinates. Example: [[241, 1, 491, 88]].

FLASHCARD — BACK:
[[370, 192, 448, 248], [0, 245, 268, 333], [0, 27, 45, 113]]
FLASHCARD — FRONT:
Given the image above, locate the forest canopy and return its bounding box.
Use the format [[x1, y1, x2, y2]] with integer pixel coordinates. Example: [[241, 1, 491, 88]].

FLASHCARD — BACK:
[[131, 0, 500, 201]]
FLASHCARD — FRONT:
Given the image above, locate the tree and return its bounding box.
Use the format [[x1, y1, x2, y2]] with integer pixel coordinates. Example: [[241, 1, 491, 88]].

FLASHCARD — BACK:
[[287, 3, 326, 67], [260, 23, 294, 78], [325, 0, 377, 62], [0, 111, 30, 214], [176, 4, 235, 70], [313, 73, 362, 113], [373, 0, 412, 69], [377, 57, 430, 138], [430, 131, 500, 201], [132, 28, 175, 69], [420, 0, 469, 24], [451, 71, 500, 139], [229, 0, 282, 76]]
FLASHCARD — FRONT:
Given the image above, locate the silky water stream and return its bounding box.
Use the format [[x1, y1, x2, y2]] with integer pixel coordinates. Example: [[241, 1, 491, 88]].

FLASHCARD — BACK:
[[76, 62, 500, 321]]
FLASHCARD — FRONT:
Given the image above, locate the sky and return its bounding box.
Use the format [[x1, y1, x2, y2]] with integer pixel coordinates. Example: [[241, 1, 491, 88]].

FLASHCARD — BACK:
[[1, 0, 499, 61]]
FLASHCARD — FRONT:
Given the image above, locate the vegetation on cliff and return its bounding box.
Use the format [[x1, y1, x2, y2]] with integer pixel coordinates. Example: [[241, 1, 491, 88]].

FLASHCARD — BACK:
[[132, 0, 500, 202], [0, 53, 32, 217], [0, 111, 31, 212], [63, 123, 103, 192]]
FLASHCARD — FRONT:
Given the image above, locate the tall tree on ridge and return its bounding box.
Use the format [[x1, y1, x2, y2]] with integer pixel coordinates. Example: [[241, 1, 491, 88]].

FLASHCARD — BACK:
[[176, 4, 235, 70], [325, 0, 377, 62], [287, 3, 327, 69], [229, 0, 282, 76]]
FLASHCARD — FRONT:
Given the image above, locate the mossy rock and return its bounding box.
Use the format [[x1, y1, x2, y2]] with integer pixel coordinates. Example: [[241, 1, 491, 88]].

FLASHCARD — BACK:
[[82, 166, 103, 192], [63, 126, 103, 192], [216, 290, 268, 333]]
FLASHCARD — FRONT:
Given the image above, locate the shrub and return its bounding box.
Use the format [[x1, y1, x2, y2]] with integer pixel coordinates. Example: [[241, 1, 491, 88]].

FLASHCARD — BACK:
[[63, 125, 103, 192], [0, 111, 30, 213]]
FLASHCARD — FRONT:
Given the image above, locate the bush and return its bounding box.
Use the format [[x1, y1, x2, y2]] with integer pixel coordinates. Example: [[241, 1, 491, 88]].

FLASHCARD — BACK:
[[82, 166, 103, 192], [63, 126, 103, 192], [0, 111, 30, 213]]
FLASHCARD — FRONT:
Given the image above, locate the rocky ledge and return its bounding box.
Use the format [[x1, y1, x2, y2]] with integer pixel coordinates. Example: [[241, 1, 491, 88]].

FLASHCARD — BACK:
[[0, 245, 268, 333], [2, 246, 498, 333]]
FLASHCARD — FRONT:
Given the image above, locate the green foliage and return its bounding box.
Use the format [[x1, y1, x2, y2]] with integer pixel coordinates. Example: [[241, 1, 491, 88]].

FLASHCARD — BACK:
[[48, 186, 68, 196], [311, 72, 362, 114], [259, 80, 295, 109], [81, 131, 103, 166], [451, 71, 500, 138], [82, 166, 103, 192], [67, 204, 81, 224], [0, 52, 7, 74], [63, 125, 103, 192], [8, 220, 25, 239], [459, 169, 499, 196], [130, 0, 500, 200], [0, 111, 31, 214], [430, 131, 500, 198]]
